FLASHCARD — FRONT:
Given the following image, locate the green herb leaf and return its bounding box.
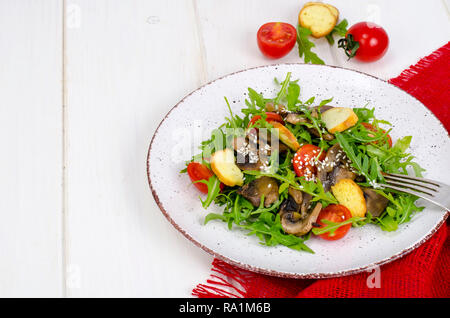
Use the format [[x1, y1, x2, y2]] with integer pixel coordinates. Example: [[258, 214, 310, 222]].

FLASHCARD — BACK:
[[296, 25, 325, 65]]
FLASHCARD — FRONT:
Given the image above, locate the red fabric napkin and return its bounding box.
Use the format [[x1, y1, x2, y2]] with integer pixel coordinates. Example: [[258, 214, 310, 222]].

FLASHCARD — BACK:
[[192, 42, 450, 298]]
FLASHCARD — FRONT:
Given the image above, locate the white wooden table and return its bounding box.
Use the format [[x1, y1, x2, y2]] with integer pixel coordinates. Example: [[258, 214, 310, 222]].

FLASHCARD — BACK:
[[1, 0, 448, 297]]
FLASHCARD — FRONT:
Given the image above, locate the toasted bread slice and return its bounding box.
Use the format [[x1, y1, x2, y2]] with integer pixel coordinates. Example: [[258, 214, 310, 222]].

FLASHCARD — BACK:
[[271, 121, 301, 151], [303, 2, 339, 20], [321, 107, 358, 133], [324, 4, 339, 20], [299, 4, 337, 38], [331, 179, 367, 218], [210, 148, 244, 187]]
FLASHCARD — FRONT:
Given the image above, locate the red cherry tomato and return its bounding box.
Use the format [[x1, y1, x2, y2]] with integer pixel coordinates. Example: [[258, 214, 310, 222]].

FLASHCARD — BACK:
[[292, 144, 325, 179], [187, 162, 224, 194], [257, 22, 297, 59], [248, 112, 285, 128], [361, 122, 392, 147], [340, 22, 389, 62], [315, 204, 352, 241]]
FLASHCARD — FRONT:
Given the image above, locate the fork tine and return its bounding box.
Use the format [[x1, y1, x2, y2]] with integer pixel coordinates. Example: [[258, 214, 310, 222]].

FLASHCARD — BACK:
[[383, 180, 436, 196], [377, 183, 435, 200], [384, 172, 441, 187], [383, 175, 439, 192]]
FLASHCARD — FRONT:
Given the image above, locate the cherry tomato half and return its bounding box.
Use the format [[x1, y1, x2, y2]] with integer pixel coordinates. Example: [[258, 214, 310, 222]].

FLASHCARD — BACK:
[[248, 112, 285, 128], [257, 22, 297, 59], [315, 204, 352, 241], [293, 144, 325, 179], [340, 22, 389, 62], [187, 162, 224, 194], [361, 122, 392, 148]]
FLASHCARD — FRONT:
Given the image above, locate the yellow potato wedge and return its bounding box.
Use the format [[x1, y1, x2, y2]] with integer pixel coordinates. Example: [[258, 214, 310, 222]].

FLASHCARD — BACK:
[[331, 179, 367, 218], [299, 3, 337, 38], [271, 121, 301, 151], [321, 107, 358, 133], [210, 148, 244, 187], [304, 2, 339, 20]]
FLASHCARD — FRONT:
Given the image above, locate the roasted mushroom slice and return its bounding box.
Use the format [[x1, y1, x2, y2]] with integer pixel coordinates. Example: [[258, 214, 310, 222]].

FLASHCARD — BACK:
[[317, 143, 356, 192], [310, 105, 334, 118], [329, 166, 356, 186], [362, 188, 389, 217], [232, 128, 288, 171], [307, 127, 335, 141], [232, 134, 266, 171], [288, 187, 303, 205], [265, 102, 288, 116], [300, 192, 312, 217], [280, 202, 323, 236], [285, 113, 309, 125], [283, 106, 335, 141], [237, 176, 279, 208]]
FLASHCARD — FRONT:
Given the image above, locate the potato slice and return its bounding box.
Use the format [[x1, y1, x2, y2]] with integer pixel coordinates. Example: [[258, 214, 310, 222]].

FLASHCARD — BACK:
[[303, 2, 339, 20], [324, 4, 339, 20], [331, 179, 367, 218], [321, 107, 358, 133], [299, 4, 337, 38], [210, 148, 244, 187], [271, 121, 301, 151]]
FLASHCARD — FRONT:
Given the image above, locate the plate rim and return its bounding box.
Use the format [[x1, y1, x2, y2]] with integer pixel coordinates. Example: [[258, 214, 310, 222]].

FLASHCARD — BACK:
[[147, 63, 449, 279]]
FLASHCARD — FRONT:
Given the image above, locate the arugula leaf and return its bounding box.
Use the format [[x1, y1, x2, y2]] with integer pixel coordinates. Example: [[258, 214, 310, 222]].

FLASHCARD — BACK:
[[195, 175, 222, 209], [247, 88, 266, 109], [374, 190, 424, 230], [273, 72, 292, 105], [287, 82, 300, 110], [296, 25, 325, 65], [312, 216, 367, 237], [325, 19, 348, 45]]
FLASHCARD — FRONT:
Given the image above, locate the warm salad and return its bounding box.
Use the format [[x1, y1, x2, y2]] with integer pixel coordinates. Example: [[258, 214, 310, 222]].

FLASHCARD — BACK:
[[182, 73, 424, 253]]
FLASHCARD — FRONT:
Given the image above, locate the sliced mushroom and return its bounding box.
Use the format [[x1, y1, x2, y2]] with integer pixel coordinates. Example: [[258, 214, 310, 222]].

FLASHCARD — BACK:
[[232, 135, 264, 171], [232, 127, 288, 171], [300, 193, 312, 217], [288, 187, 303, 205], [280, 202, 323, 236], [237, 176, 279, 208], [317, 143, 356, 192], [310, 105, 334, 118], [265, 102, 288, 116], [362, 188, 389, 217], [307, 127, 335, 141], [283, 106, 335, 141], [285, 113, 309, 125], [329, 166, 356, 185]]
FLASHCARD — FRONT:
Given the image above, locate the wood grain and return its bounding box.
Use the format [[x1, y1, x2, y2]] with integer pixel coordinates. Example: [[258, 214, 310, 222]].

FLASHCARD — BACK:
[[0, 0, 63, 297], [64, 0, 212, 297]]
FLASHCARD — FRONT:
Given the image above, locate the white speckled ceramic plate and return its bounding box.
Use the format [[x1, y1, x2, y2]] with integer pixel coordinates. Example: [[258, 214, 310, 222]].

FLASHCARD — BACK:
[[147, 64, 449, 278]]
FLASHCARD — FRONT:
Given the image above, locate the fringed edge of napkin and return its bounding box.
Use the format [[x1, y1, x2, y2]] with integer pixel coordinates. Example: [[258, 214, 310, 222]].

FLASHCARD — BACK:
[[192, 259, 251, 298], [389, 41, 449, 87]]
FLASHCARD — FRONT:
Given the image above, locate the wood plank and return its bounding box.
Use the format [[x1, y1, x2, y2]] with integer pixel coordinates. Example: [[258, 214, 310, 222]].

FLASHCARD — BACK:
[[0, 0, 63, 297], [64, 0, 212, 297]]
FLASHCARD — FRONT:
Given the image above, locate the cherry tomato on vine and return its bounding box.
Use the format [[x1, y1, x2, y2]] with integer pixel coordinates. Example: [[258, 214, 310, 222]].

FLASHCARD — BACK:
[[257, 22, 297, 59], [315, 204, 352, 241], [187, 162, 224, 194], [361, 122, 393, 147], [338, 22, 389, 62], [292, 144, 325, 179], [248, 112, 285, 128]]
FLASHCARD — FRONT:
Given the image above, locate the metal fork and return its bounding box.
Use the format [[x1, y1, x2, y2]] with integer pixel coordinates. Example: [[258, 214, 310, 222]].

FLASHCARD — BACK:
[[376, 173, 450, 210]]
